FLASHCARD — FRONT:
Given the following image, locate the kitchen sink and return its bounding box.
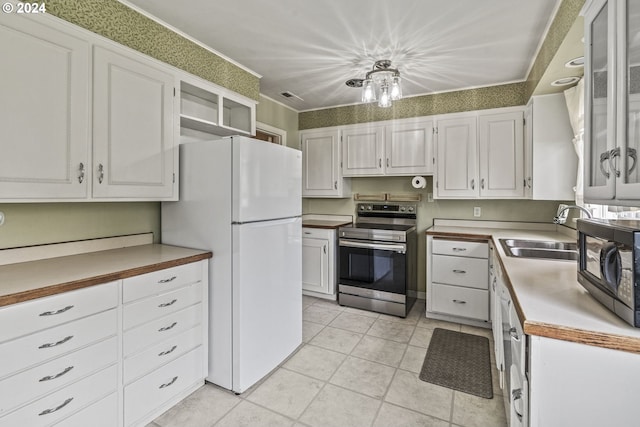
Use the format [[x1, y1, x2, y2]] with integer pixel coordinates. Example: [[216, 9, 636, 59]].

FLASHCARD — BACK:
[[499, 239, 578, 261]]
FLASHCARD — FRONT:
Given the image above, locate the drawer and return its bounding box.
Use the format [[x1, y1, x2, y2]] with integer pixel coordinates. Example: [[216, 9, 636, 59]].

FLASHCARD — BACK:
[[0, 364, 117, 427], [0, 309, 117, 379], [124, 324, 202, 384], [0, 336, 117, 414], [124, 346, 203, 426], [52, 392, 117, 427], [123, 262, 202, 303], [302, 227, 333, 239], [431, 283, 489, 321], [0, 282, 118, 343], [123, 282, 202, 330], [431, 239, 488, 258], [123, 303, 202, 356], [432, 254, 488, 289]]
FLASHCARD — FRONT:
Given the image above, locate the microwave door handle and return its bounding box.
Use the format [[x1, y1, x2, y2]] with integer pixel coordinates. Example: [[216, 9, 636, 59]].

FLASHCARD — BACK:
[[600, 243, 622, 290]]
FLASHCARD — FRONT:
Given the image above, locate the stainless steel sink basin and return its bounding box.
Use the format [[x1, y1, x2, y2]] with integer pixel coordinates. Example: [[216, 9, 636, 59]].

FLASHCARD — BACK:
[[500, 239, 577, 251], [499, 239, 578, 261]]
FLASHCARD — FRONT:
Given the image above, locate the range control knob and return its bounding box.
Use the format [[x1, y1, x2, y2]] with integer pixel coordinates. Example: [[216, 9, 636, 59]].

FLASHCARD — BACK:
[[399, 206, 406, 212], [359, 205, 366, 211], [408, 206, 415, 212], [367, 205, 373, 210]]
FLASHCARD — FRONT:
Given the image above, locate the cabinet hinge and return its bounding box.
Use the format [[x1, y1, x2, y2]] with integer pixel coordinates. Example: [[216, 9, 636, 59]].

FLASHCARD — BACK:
[[173, 173, 175, 183], [523, 117, 526, 126], [340, 161, 343, 168], [173, 87, 176, 97], [435, 180, 439, 188], [433, 127, 438, 134]]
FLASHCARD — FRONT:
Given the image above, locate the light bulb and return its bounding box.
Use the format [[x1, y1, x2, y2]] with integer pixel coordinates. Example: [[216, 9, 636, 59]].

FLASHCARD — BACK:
[[362, 78, 376, 102], [390, 76, 402, 100], [378, 82, 391, 108]]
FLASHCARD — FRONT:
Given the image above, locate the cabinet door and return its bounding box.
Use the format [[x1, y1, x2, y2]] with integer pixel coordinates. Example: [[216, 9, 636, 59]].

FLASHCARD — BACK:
[[385, 120, 434, 175], [342, 125, 385, 176], [435, 116, 478, 198], [0, 14, 89, 200], [93, 46, 175, 199], [616, 0, 640, 199], [302, 237, 329, 294], [478, 111, 524, 198], [584, 0, 617, 201], [301, 129, 349, 197]]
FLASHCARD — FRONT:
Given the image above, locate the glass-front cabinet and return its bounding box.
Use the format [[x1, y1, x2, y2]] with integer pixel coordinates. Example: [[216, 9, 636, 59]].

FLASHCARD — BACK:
[[584, 0, 640, 202]]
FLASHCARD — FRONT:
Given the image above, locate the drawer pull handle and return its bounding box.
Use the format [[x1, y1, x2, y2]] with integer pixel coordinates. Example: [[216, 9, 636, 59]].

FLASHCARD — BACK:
[[158, 345, 178, 357], [452, 247, 467, 252], [304, 232, 312, 235], [159, 376, 178, 389], [452, 299, 467, 304], [158, 322, 177, 332], [38, 397, 73, 416], [512, 388, 524, 422], [39, 335, 73, 349], [39, 366, 74, 382], [452, 269, 466, 274], [39, 305, 74, 317], [509, 327, 520, 342], [158, 276, 177, 284], [159, 299, 178, 308]]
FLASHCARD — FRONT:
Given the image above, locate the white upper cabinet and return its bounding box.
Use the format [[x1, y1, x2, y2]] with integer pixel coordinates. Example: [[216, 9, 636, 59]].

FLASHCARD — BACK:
[[0, 14, 90, 200], [524, 94, 577, 200], [93, 46, 176, 200], [435, 109, 524, 199], [584, 0, 640, 203], [385, 120, 434, 175], [342, 125, 386, 176], [478, 111, 524, 198], [341, 120, 434, 177], [301, 129, 350, 198], [435, 116, 478, 198]]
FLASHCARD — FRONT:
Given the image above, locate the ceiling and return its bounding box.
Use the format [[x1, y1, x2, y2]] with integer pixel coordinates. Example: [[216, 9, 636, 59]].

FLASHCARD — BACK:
[[126, 0, 572, 112]]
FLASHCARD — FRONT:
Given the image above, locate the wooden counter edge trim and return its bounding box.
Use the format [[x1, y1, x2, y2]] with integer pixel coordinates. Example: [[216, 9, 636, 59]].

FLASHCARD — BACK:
[[0, 252, 212, 308], [524, 320, 640, 354], [302, 222, 351, 229]]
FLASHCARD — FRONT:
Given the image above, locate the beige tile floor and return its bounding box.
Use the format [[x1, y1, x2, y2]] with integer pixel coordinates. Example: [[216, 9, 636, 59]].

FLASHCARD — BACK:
[[150, 296, 507, 427]]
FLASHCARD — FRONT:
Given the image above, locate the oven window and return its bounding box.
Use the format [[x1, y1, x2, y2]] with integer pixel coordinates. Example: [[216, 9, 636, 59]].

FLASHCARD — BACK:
[[339, 245, 406, 294], [585, 236, 606, 280]]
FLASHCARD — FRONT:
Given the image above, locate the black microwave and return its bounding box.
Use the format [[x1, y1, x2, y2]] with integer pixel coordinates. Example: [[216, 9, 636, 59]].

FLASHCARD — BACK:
[[577, 218, 640, 327]]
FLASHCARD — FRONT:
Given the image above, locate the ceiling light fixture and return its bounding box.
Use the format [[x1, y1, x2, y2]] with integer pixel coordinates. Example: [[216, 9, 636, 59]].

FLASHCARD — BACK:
[[551, 76, 581, 87], [345, 60, 402, 108], [564, 56, 584, 68]]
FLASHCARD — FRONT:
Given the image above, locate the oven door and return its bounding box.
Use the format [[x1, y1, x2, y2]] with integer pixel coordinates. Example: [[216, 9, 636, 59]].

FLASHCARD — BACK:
[[338, 239, 407, 294]]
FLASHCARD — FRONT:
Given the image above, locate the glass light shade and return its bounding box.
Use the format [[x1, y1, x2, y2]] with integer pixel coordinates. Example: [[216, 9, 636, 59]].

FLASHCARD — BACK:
[[390, 76, 402, 100], [378, 82, 391, 108], [362, 78, 376, 102]]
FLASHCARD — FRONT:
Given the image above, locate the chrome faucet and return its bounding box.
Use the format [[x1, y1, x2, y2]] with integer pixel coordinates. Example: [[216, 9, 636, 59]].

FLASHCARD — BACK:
[[553, 205, 593, 224]]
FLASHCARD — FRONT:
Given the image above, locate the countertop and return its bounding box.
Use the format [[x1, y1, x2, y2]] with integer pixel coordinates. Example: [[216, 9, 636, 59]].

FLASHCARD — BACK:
[[427, 222, 640, 354], [302, 214, 353, 230], [302, 219, 353, 229], [0, 244, 212, 307]]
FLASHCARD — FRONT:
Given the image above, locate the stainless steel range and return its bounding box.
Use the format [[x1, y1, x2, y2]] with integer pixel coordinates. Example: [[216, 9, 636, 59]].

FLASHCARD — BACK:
[[337, 203, 417, 317]]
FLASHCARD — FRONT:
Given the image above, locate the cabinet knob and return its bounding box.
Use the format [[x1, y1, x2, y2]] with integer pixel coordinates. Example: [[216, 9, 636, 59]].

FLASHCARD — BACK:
[[481, 178, 485, 189], [471, 179, 475, 190]]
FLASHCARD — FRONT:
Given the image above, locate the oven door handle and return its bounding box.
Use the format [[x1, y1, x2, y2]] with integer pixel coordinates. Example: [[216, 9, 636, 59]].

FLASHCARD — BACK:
[[339, 239, 406, 253]]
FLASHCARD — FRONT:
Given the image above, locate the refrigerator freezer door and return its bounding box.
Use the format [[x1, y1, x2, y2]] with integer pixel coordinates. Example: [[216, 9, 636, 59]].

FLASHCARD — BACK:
[[231, 216, 302, 393], [232, 137, 302, 223]]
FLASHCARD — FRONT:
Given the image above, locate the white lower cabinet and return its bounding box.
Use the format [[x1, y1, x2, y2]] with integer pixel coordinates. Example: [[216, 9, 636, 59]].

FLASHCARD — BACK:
[[302, 227, 337, 299], [124, 347, 203, 427], [0, 259, 208, 427], [426, 237, 489, 326]]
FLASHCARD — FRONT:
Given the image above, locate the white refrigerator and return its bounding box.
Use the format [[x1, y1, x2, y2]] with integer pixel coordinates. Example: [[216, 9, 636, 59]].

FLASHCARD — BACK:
[[161, 136, 302, 393]]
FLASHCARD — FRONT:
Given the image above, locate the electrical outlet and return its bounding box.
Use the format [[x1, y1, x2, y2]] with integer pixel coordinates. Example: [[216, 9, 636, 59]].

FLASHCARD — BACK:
[[473, 207, 481, 217], [0, 211, 4, 226], [427, 193, 433, 202]]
